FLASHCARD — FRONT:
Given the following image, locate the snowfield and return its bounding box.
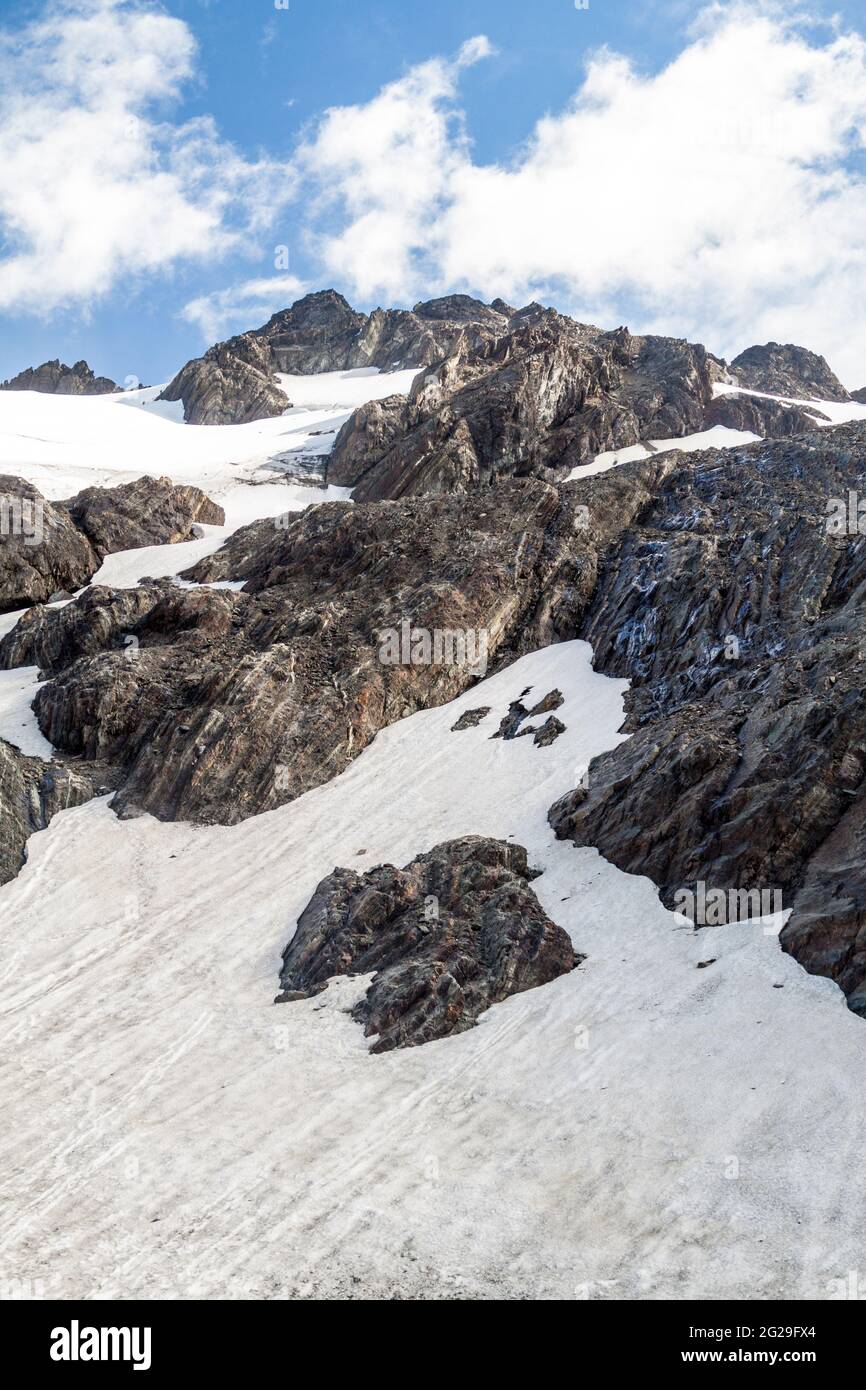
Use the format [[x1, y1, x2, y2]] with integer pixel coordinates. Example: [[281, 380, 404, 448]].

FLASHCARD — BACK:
[[2, 642, 866, 1300], [2, 376, 866, 1300]]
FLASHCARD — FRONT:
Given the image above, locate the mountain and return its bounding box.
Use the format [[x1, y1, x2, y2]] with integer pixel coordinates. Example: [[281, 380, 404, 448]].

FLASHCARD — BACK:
[[3, 289, 866, 1299], [0, 358, 118, 395]]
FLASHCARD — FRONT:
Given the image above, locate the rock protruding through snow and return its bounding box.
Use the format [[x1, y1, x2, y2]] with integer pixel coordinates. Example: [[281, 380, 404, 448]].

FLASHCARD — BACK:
[[276, 835, 581, 1052]]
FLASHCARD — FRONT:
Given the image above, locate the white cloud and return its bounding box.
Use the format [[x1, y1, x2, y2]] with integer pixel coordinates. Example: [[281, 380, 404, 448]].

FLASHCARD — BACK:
[[182, 274, 307, 342], [0, 0, 295, 316], [295, 34, 493, 303], [297, 4, 866, 383]]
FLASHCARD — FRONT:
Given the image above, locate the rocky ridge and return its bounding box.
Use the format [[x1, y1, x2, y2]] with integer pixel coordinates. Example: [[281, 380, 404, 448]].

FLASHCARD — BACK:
[[0, 359, 118, 395]]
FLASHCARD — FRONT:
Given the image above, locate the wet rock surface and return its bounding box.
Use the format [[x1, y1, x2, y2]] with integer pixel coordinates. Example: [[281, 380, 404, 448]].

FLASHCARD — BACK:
[[275, 836, 581, 1051]]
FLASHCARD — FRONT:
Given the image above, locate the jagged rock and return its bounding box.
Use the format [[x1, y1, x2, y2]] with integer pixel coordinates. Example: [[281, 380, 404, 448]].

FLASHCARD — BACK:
[[159, 290, 515, 425], [0, 470, 655, 827], [492, 689, 565, 741], [531, 716, 566, 747], [451, 708, 490, 731], [274, 836, 581, 1051], [0, 741, 101, 885], [0, 475, 225, 612], [0, 359, 118, 395], [158, 334, 291, 426], [63, 476, 225, 556], [327, 318, 734, 501], [547, 421, 866, 1014], [730, 343, 850, 401], [852, 388, 866, 405]]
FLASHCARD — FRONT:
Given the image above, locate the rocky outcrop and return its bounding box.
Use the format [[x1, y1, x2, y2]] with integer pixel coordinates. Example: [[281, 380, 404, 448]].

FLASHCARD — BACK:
[[706, 391, 829, 435], [0, 469, 654, 826], [159, 290, 516, 425], [0, 359, 118, 395], [327, 319, 733, 501], [547, 421, 866, 1015], [0, 475, 225, 612], [157, 334, 291, 426], [63, 476, 225, 556], [0, 476, 98, 612], [275, 836, 580, 1051], [730, 342, 850, 402], [0, 740, 102, 885]]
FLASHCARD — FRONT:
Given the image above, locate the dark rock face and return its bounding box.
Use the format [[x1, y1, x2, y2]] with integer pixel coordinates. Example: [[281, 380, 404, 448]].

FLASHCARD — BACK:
[[547, 421, 866, 1014], [158, 333, 291, 426], [159, 290, 515, 425], [328, 318, 732, 501], [0, 467, 658, 826], [730, 343, 850, 402], [63, 476, 225, 555], [706, 391, 829, 435], [0, 476, 98, 612], [0, 359, 118, 395], [0, 740, 101, 885], [852, 388, 866, 405], [451, 707, 490, 732], [275, 836, 580, 1051], [0, 475, 225, 612]]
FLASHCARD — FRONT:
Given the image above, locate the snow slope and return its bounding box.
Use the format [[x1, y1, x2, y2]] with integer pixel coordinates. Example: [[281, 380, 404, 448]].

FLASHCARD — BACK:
[[1, 642, 865, 1301], [0, 367, 425, 523], [712, 382, 866, 428], [566, 424, 762, 481]]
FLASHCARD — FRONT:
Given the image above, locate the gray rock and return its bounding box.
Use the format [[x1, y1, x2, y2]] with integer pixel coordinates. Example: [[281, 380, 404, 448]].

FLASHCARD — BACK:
[[547, 421, 866, 1014], [0, 475, 226, 612], [0, 359, 118, 395], [730, 342, 850, 401], [275, 836, 581, 1051]]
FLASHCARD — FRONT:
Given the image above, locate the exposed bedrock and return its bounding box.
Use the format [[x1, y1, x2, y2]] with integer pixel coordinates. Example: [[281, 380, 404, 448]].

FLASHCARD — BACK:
[[62, 475, 225, 555], [0, 740, 105, 885], [327, 320, 841, 503], [729, 342, 851, 402], [275, 836, 581, 1052], [0, 475, 225, 612], [0, 466, 664, 826], [548, 421, 866, 1014], [0, 359, 118, 395], [160, 287, 848, 447], [158, 290, 517, 425]]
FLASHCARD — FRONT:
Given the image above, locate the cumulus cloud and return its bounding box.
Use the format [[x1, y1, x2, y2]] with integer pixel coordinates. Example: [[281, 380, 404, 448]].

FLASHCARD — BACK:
[[0, 0, 295, 315], [294, 34, 493, 303], [297, 4, 866, 382], [182, 274, 307, 342]]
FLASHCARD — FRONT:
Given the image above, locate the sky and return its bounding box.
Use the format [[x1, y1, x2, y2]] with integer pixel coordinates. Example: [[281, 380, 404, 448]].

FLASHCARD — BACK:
[[1, 0, 866, 387]]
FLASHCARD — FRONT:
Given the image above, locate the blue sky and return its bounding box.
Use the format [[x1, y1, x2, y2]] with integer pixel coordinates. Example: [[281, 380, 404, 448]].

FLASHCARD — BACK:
[[2, 0, 866, 386]]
